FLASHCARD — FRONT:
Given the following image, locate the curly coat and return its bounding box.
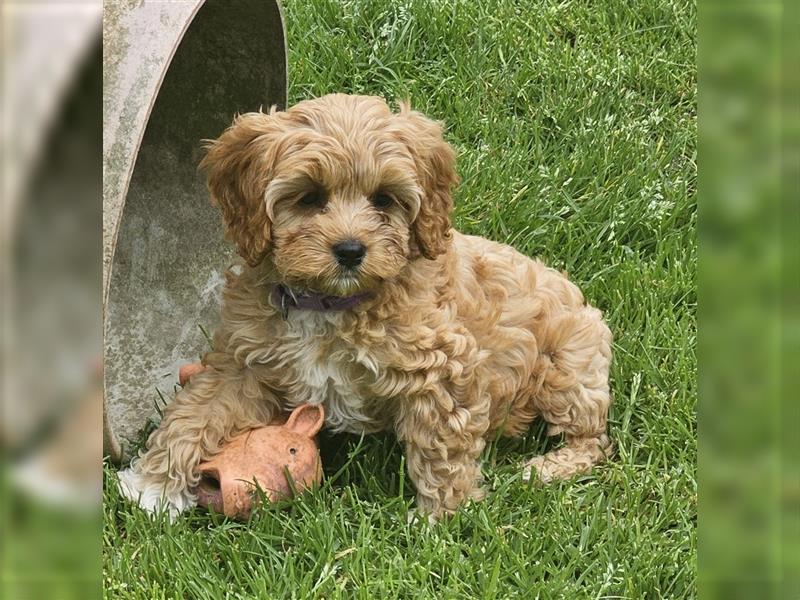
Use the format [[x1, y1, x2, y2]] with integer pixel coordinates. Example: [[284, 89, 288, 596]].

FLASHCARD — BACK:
[[119, 94, 613, 518]]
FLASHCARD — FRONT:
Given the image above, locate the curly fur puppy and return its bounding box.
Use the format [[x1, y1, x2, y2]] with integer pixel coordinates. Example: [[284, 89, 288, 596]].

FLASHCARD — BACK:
[[118, 94, 613, 519]]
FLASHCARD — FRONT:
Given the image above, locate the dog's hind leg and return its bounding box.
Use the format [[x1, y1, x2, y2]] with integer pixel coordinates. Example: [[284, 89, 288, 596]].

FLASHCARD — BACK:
[[522, 306, 613, 483]]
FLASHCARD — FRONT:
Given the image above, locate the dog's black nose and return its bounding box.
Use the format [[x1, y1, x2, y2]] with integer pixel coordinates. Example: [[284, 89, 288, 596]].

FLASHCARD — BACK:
[[332, 240, 366, 267]]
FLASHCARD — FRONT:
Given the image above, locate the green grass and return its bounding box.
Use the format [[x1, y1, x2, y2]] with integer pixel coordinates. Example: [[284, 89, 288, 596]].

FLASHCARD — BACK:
[[103, 0, 697, 597]]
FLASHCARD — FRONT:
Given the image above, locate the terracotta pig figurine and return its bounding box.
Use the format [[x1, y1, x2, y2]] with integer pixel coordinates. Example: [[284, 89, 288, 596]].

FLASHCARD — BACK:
[[179, 363, 324, 519], [190, 403, 325, 519]]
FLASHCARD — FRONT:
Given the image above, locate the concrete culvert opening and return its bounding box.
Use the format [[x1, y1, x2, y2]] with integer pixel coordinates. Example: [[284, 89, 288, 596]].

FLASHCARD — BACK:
[[103, 0, 287, 462]]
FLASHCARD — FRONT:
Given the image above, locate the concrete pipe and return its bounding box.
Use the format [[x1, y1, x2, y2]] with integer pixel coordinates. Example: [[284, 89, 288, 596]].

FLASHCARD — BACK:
[[103, 0, 287, 462]]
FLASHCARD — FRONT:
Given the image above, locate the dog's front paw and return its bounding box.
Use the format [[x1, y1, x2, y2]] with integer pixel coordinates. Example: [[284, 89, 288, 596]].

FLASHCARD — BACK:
[[117, 467, 196, 519], [521, 456, 554, 484], [408, 491, 484, 525], [406, 508, 438, 526]]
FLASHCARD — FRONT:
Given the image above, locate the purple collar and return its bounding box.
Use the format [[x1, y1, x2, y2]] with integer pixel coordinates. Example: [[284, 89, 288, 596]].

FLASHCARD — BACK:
[[271, 284, 374, 318]]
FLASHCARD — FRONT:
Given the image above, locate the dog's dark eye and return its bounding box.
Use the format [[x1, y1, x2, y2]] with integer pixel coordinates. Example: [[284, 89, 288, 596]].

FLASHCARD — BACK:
[[371, 192, 394, 209], [297, 191, 325, 209]]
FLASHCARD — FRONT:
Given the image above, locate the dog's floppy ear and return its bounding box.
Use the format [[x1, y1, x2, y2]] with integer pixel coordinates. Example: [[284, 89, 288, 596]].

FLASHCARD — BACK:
[[200, 111, 282, 267], [396, 102, 459, 260]]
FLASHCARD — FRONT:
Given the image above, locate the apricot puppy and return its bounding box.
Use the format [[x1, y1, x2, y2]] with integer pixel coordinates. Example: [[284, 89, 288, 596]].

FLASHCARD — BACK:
[[118, 94, 613, 519]]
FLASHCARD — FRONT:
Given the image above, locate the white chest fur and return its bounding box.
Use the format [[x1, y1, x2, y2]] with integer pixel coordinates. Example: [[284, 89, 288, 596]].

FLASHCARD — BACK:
[[282, 311, 383, 434]]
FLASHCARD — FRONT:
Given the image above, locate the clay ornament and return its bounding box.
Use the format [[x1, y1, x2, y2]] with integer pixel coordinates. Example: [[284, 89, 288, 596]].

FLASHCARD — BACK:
[[191, 403, 325, 519], [178, 362, 206, 387]]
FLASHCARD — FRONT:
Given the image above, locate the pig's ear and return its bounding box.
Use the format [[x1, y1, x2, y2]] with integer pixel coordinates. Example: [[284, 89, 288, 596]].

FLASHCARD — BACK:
[[285, 404, 325, 438]]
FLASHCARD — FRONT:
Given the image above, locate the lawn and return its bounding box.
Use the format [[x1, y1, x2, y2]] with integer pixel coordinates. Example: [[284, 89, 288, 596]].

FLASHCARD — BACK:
[[103, 0, 697, 597]]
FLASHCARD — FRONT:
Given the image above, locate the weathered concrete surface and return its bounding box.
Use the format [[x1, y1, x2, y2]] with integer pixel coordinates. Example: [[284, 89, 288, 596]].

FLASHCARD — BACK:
[[102, 0, 202, 309], [103, 0, 287, 461], [3, 1, 100, 243], [4, 7, 102, 450]]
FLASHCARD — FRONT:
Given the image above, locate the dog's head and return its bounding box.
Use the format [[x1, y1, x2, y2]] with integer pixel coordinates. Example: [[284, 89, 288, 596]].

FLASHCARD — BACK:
[[199, 94, 457, 295]]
